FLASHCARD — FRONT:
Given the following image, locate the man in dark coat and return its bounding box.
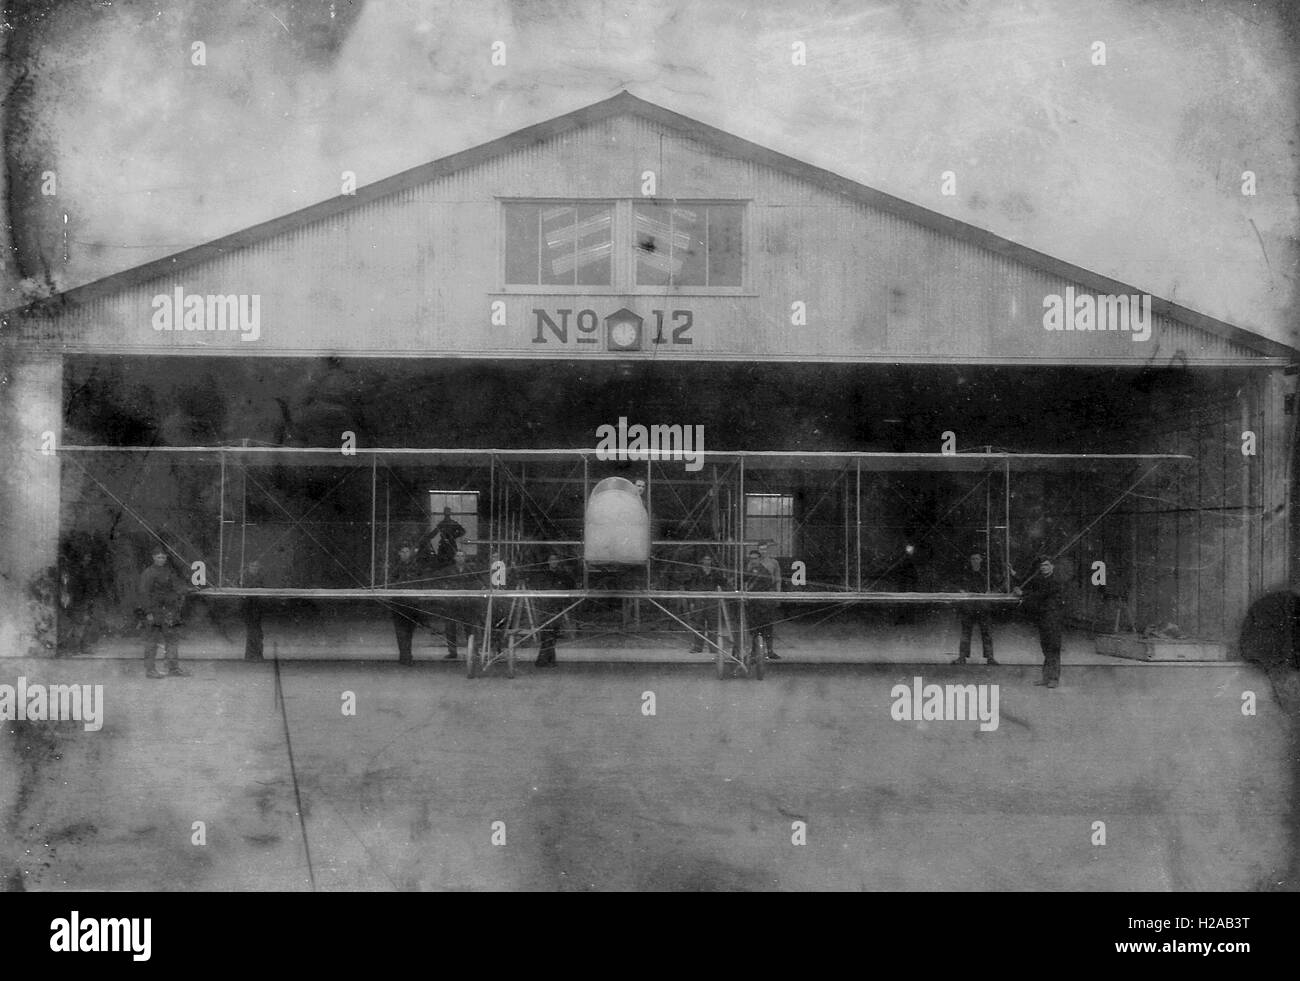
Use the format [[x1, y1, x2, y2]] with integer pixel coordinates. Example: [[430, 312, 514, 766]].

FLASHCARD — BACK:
[[744, 548, 778, 660], [388, 544, 425, 665], [1017, 556, 1066, 688], [756, 542, 783, 658], [686, 552, 728, 654], [59, 550, 105, 655], [439, 550, 485, 660], [138, 546, 190, 678], [951, 550, 997, 665], [417, 507, 467, 572], [530, 552, 573, 667]]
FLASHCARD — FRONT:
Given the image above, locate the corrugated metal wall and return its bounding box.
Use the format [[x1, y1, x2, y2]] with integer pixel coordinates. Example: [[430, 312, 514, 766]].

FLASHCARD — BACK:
[[1102, 373, 1292, 643], [19, 113, 1269, 365]]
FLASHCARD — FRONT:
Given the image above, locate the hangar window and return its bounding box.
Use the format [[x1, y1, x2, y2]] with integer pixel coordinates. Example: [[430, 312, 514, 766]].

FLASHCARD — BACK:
[[427, 490, 480, 556], [745, 493, 793, 556], [504, 201, 614, 286], [634, 202, 743, 287]]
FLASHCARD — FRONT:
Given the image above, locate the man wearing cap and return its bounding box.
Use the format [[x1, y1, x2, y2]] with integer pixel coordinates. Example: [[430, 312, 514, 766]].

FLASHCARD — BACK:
[[137, 547, 190, 679], [439, 550, 484, 661], [418, 507, 466, 571], [754, 542, 783, 659], [388, 544, 425, 665], [743, 548, 776, 660], [686, 551, 728, 654], [1016, 556, 1065, 688], [951, 550, 998, 665], [531, 552, 573, 667]]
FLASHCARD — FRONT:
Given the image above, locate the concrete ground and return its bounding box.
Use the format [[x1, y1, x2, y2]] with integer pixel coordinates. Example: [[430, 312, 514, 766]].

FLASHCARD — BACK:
[[2, 629, 1294, 890]]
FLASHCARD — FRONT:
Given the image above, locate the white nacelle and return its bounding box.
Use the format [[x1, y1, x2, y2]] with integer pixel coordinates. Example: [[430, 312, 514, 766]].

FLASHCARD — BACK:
[[584, 476, 650, 564]]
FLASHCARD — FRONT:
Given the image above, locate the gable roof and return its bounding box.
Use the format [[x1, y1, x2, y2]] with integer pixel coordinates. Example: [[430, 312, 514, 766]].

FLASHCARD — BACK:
[[6, 91, 1295, 360]]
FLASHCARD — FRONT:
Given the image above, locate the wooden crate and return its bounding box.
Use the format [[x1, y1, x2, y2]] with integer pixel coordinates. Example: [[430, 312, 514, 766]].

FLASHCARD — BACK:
[[1095, 633, 1228, 662]]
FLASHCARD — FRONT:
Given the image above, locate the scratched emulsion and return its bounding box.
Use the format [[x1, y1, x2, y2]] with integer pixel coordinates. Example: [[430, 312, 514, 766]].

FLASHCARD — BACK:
[[0, 0, 367, 300]]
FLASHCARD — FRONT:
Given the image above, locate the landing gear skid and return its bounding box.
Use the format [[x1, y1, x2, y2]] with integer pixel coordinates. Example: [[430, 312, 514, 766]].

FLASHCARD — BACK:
[[649, 596, 764, 681], [465, 637, 518, 679], [715, 601, 765, 681], [465, 593, 577, 679], [466, 595, 515, 680], [718, 638, 766, 680]]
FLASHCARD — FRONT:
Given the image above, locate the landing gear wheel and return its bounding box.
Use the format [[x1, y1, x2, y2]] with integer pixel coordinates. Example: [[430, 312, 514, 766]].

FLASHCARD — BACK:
[[754, 639, 766, 681], [465, 635, 477, 679], [716, 641, 728, 680], [506, 640, 516, 679]]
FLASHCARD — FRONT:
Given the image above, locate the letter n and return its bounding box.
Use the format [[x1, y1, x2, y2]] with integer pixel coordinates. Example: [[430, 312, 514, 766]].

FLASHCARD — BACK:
[[533, 309, 570, 344]]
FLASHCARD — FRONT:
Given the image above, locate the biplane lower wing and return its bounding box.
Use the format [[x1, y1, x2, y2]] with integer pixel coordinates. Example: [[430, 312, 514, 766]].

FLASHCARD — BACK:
[[200, 588, 1021, 603]]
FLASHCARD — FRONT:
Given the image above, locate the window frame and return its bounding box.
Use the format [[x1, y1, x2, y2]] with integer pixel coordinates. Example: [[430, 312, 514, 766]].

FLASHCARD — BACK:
[[497, 197, 750, 295], [630, 199, 747, 291], [427, 490, 480, 557], [744, 492, 795, 558]]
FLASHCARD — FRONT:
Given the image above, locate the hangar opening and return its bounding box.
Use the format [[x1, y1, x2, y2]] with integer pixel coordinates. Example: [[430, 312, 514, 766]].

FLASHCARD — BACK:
[[48, 355, 1283, 661]]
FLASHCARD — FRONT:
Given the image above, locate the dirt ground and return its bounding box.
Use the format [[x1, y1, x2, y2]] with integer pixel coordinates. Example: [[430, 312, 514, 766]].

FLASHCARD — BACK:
[[1, 655, 1294, 891]]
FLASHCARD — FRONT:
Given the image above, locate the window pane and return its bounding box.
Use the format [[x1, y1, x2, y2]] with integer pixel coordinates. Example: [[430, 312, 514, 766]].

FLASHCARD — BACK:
[[746, 494, 793, 555], [747, 494, 788, 517], [428, 491, 480, 556], [634, 202, 673, 286], [511, 200, 738, 288], [504, 203, 540, 284], [540, 204, 578, 285], [707, 205, 743, 286], [672, 206, 707, 286], [535, 203, 613, 286], [574, 203, 612, 286]]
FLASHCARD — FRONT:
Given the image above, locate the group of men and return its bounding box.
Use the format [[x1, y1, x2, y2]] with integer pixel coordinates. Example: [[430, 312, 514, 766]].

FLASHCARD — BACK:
[[948, 549, 1066, 688], [135, 545, 268, 676], [679, 544, 1067, 687], [388, 545, 578, 667], [682, 543, 783, 661], [122, 519, 1067, 686], [388, 508, 477, 664]]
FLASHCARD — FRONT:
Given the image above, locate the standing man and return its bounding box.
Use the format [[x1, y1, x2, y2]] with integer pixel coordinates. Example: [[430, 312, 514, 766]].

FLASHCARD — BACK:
[[532, 552, 573, 667], [138, 546, 190, 679], [744, 548, 777, 661], [59, 549, 103, 655], [686, 551, 727, 654], [440, 550, 482, 661], [242, 559, 266, 661], [755, 542, 783, 659], [1016, 556, 1065, 688], [951, 550, 997, 665], [419, 507, 466, 571], [388, 544, 424, 665]]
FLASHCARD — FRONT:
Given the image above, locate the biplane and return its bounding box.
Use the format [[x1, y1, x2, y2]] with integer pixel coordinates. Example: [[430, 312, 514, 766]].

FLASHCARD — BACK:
[[56, 443, 1191, 680]]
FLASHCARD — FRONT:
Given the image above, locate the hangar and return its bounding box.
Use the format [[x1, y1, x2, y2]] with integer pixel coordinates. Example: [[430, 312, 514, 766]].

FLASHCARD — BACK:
[[2, 92, 1294, 662]]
